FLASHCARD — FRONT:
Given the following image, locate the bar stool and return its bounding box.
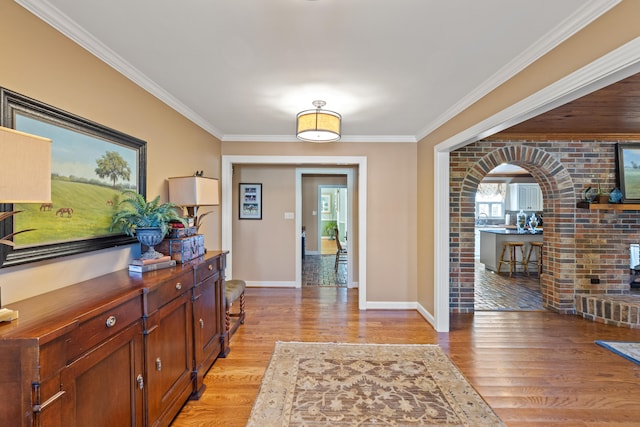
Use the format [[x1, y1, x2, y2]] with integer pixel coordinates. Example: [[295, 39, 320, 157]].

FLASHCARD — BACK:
[[497, 241, 527, 277], [525, 241, 543, 276]]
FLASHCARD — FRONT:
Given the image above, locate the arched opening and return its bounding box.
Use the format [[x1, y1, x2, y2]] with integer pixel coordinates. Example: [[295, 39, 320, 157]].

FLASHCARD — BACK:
[[450, 144, 576, 313], [474, 164, 544, 311]]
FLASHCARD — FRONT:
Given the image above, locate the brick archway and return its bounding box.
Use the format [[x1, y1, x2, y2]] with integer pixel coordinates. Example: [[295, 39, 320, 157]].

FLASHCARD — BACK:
[[449, 144, 576, 313]]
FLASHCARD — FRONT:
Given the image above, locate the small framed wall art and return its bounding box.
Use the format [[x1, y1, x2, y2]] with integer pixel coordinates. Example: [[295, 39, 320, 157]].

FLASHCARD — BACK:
[[239, 183, 262, 220]]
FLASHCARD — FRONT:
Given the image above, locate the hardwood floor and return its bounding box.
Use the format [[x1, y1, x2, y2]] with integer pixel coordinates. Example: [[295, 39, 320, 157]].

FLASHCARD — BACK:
[[320, 236, 338, 255], [171, 287, 640, 426]]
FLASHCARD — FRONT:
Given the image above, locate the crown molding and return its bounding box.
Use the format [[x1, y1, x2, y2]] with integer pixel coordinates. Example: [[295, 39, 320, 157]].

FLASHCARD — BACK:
[[16, 0, 225, 139], [222, 134, 417, 143], [416, 0, 621, 141], [17, 0, 618, 144], [437, 36, 640, 152]]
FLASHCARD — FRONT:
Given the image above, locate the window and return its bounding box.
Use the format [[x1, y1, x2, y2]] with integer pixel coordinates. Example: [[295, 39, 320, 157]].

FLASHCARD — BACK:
[[476, 202, 503, 219], [476, 183, 506, 219]]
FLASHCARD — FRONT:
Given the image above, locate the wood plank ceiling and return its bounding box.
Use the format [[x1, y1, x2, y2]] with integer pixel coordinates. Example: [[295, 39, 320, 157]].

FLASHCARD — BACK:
[[493, 73, 640, 140]]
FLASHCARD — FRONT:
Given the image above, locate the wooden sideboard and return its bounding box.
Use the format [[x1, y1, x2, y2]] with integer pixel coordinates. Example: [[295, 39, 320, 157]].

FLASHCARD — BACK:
[[0, 251, 227, 427]]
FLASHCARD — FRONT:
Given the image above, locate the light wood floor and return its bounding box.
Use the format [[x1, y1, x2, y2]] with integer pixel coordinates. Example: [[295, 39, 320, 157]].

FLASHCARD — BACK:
[[171, 287, 640, 426], [320, 236, 338, 254]]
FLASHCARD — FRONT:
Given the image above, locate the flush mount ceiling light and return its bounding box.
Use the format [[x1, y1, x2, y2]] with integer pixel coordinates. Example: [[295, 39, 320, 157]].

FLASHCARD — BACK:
[[296, 100, 341, 143]]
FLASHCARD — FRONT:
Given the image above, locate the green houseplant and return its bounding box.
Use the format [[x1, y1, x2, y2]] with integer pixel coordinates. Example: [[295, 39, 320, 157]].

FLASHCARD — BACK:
[[110, 190, 187, 259], [323, 221, 338, 239]]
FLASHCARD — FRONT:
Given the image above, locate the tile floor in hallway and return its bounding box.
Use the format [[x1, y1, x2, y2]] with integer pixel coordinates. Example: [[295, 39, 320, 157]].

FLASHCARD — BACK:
[[302, 254, 347, 287], [474, 261, 544, 311]]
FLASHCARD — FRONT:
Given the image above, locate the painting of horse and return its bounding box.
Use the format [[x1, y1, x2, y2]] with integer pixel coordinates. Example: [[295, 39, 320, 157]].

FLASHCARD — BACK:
[[56, 207, 74, 218]]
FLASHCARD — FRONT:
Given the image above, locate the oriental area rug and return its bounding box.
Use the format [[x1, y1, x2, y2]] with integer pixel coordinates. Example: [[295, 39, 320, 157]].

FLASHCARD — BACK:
[[596, 340, 640, 365], [247, 342, 505, 426]]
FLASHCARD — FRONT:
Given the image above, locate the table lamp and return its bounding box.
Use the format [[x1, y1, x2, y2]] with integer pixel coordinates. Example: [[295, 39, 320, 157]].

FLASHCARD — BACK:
[[168, 175, 219, 231], [0, 126, 52, 321]]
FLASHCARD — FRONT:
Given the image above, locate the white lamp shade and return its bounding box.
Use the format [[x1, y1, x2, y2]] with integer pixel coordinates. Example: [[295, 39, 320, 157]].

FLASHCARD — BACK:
[[296, 109, 341, 143], [0, 126, 52, 203], [168, 176, 219, 206]]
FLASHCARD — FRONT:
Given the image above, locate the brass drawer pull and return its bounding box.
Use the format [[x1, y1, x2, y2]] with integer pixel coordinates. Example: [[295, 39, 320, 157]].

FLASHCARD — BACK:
[[208, 264, 213, 271], [199, 318, 204, 328], [175, 282, 182, 291], [156, 357, 162, 371], [105, 315, 117, 328]]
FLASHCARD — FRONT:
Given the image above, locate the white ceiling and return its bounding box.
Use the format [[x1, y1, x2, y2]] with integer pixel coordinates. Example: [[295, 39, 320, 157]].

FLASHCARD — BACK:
[[17, 0, 618, 142]]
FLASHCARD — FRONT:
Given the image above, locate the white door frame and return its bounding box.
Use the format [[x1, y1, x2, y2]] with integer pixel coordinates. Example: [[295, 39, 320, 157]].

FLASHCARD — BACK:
[[432, 37, 640, 332], [221, 155, 368, 310]]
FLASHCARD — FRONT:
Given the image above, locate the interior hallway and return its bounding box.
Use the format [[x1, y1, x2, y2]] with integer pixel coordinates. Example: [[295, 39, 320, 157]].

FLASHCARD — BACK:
[[301, 237, 346, 287]]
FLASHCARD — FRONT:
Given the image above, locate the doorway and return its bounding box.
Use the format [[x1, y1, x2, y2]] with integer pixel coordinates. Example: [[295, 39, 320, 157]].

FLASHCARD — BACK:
[[300, 184, 349, 287], [299, 169, 354, 288], [432, 39, 640, 332], [474, 164, 544, 311], [221, 157, 366, 309]]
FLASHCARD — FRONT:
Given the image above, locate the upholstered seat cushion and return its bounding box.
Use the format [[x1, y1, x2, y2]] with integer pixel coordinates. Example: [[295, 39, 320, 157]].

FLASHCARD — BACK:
[[225, 279, 246, 306]]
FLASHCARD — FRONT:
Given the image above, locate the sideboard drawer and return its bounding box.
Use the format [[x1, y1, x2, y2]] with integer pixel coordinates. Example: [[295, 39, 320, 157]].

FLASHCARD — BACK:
[[147, 270, 194, 313], [67, 296, 143, 361], [195, 257, 221, 283]]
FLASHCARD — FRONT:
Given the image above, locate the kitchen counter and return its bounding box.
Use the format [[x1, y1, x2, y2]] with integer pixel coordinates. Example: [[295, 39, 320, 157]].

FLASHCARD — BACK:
[[481, 228, 543, 235], [479, 229, 543, 272]]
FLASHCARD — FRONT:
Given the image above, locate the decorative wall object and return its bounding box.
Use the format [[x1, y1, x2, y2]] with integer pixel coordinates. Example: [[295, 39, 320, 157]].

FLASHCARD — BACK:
[[321, 194, 331, 213], [0, 88, 147, 267], [616, 143, 640, 202], [239, 183, 262, 220]]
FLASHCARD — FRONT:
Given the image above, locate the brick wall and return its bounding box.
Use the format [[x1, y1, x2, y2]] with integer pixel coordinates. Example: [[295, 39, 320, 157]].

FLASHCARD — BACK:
[[449, 139, 639, 313]]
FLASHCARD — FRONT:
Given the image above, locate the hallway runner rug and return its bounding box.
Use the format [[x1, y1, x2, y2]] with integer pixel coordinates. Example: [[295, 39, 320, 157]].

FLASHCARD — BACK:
[[596, 340, 640, 365], [247, 342, 505, 426]]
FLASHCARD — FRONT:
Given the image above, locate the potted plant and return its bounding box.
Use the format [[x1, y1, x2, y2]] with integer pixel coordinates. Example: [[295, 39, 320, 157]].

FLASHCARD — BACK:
[[323, 221, 338, 239], [110, 190, 187, 259]]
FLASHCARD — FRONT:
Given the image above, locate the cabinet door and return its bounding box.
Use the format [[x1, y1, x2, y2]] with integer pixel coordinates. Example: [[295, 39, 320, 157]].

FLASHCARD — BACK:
[[517, 184, 543, 211], [60, 321, 144, 427], [146, 291, 194, 427], [192, 273, 223, 397]]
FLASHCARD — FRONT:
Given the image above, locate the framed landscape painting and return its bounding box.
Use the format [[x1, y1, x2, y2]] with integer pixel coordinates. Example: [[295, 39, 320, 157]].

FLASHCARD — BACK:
[[617, 143, 640, 203], [0, 88, 147, 267]]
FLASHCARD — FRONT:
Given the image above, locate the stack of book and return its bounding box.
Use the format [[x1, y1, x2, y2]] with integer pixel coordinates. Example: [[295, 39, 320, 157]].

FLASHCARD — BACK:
[[128, 255, 176, 273]]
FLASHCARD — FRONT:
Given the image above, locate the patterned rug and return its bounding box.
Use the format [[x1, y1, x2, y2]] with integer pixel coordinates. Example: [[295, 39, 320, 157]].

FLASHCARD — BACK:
[[596, 340, 640, 365], [247, 342, 505, 426]]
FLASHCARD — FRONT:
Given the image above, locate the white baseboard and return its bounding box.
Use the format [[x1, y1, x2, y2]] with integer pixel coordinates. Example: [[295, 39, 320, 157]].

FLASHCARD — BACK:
[[238, 285, 437, 329], [364, 301, 436, 330], [245, 280, 357, 289], [416, 302, 436, 328], [365, 301, 418, 310]]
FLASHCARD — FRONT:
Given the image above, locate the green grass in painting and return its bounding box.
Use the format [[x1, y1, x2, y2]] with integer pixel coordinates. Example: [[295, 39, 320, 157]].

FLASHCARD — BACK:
[[624, 168, 640, 199], [13, 180, 124, 246]]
